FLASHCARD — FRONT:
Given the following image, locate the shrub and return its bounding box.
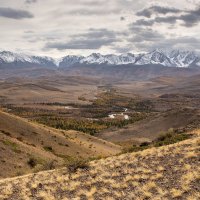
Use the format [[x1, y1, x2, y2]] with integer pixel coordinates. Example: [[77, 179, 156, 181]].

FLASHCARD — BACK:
[[123, 145, 150, 153], [41, 160, 56, 170], [154, 133, 190, 147], [0, 130, 11, 136], [27, 157, 37, 168], [134, 100, 154, 112], [123, 132, 191, 153], [43, 146, 53, 152], [140, 142, 151, 147], [67, 159, 89, 173], [156, 132, 173, 142], [78, 96, 86, 101]]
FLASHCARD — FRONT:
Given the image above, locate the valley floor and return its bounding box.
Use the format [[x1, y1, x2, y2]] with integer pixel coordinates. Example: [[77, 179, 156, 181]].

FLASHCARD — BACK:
[[0, 130, 199, 200], [0, 74, 200, 199]]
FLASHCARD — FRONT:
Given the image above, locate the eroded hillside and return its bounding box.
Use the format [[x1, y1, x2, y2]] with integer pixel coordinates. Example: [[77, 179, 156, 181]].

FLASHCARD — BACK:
[[0, 130, 199, 199], [0, 111, 121, 179]]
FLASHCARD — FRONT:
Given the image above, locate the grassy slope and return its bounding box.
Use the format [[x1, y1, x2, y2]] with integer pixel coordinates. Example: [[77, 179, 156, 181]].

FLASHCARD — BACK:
[[0, 130, 199, 199], [97, 108, 200, 145], [0, 111, 121, 179]]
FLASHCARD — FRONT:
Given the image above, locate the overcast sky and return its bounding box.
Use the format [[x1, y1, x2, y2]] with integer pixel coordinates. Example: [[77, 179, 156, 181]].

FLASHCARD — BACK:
[[0, 0, 200, 57]]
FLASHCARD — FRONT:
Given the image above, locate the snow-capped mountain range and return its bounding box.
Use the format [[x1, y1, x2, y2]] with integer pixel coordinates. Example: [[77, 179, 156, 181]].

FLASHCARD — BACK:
[[0, 49, 200, 68]]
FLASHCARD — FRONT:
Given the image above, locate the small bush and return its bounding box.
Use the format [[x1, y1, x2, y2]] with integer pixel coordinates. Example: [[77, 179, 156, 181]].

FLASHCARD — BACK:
[[140, 142, 151, 147], [27, 158, 37, 168], [156, 132, 173, 142], [16, 137, 23, 142], [123, 145, 149, 153], [67, 159, 89, 173], [78, 96, 86, 101], [1, 130, 11, 136], [43, 146, 53, 152], [41, 161, 56, 170]]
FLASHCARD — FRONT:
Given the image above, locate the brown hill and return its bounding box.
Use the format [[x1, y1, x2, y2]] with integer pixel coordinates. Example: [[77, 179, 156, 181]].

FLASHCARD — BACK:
[[0, 111, 121, 179], [96, 108, 200, 145], [0, 76, 100, 105]]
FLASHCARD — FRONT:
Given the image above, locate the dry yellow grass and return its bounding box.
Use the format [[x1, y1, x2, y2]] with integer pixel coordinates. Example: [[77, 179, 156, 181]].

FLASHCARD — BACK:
[[0, 130, 199, 199]]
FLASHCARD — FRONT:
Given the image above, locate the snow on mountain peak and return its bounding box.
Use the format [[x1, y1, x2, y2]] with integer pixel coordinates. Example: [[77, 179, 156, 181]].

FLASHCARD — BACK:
[[0, 51, 29, 63], [0, 50, 200, 68], [0, 51, 56, 67]]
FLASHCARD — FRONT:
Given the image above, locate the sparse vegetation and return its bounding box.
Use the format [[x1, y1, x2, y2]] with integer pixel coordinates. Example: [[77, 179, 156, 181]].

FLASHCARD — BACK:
[[35, 112, 147, 135], [2, 140, 21, 153], [0, 109, 120, 179], [0, 130, 199, 199], [154, 132, 190, 147], [4, 91, 150, 135], [123, 130, 192, 153]]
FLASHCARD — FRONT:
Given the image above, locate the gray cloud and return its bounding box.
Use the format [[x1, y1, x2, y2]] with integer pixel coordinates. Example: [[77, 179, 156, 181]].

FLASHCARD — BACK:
[[137, 6, 182, 18], [155, 8, 200, 27], [112, 45, 133, 54], [130, 36, 200, 52], [120, 16, 125, 21], [129, 26, 165, 42], [66, 8, 120, 16], [45, 38, 116, 50], [180, 7, 200, 27], [133, 16, 178, 27], [133, 19, 154, 26], [127, 25, 200, 51], [135, 5, 200, 27], [25, 0, 37, 4], [147, 37, 200, 51], [0, 7, 34, 19], [77, 0, 108, 6], [45, 28, 118, 50], [76, 28, 118, 38]]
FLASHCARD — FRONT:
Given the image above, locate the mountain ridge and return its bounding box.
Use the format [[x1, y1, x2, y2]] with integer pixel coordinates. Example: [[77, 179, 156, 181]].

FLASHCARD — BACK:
[[0, 49, 200, 68]]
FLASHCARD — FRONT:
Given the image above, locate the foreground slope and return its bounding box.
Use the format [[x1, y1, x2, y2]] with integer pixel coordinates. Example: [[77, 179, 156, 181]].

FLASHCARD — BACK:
[[0, 130, 199, 199], [0, 111, 121, 179]]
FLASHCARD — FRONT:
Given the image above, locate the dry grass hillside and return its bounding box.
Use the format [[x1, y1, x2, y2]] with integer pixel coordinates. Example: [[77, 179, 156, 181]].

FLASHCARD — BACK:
[[0, 130, 199, 199], [0, 111, 121, 179]]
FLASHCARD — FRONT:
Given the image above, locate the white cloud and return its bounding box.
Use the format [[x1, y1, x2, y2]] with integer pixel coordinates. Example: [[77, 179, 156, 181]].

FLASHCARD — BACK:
[[0, 0, 199, 57]]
